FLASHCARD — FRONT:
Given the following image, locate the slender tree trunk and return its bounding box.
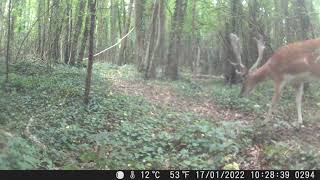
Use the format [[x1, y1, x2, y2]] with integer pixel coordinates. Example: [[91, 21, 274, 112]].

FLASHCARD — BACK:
[[191, 0, 196, 73], [122, 0, 126, 30], [117, 2, 122, 38], [84, 0, 96, 105], [5, 0, 12, 85], [148, 0, 166, 78], [0, 2, 3, 51], [109, 0, 118, 64], [64, 1, 72, 64], [144, 0, 159, 79], [46, 0, 52, 69], [273, 0, 284, 47], [281, 0, 292, 42], [165, 0, 188, 80], [77, 11, 90, 64], [41, 0, 47, 60], [50, 0, 62, 61], [37, 0, 42, 55], [295, 0, 310, 40], [157, 0, 166, 75], [135, 0, 145, 71], [69, 0, 86, 65], [118, 0, 133, 66], [151, 0, 167, 77]]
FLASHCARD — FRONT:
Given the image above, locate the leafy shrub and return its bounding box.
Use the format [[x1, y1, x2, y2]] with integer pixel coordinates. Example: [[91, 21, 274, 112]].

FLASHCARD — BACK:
[[0, 130, 52, 169], [263, 141, 320, 169]]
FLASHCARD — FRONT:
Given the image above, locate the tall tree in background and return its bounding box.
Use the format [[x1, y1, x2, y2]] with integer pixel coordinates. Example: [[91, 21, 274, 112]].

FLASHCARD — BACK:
[[84, 0, 96, 104], [154, 0, 166, 76], [41, 0, 48, 60], [69, 0, 86, 65], [109, 0, 118, 64], [135, 0, 145, 71], [144, 0, 166, 79], [165, 0, 188, 80], [77, 10, 90, 64], [37, 0, 43, 56], [5, 0, 13, 85], [45, 0, 51, 63], [118, 0, 134, 66], [64, 0, 73, 64], [294, 0, 311, 40], [144, 0, 159, 79], [281, 0, 292, 43], [191, 0, 200, 75], [50, 0, 63, 62], [0, 2, 3, 50]]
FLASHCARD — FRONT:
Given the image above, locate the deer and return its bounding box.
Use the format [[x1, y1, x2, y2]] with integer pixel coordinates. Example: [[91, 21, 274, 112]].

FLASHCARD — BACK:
[[229, 33, 320, 127]]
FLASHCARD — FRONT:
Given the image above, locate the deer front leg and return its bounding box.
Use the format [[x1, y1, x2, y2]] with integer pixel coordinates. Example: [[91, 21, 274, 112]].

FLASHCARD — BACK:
[[266, 81, 283, 122], [295, 83, 304, 126]]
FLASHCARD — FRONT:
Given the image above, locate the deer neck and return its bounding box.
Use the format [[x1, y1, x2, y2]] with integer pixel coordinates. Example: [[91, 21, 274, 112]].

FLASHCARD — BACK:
[[249, 64, 270, 86]]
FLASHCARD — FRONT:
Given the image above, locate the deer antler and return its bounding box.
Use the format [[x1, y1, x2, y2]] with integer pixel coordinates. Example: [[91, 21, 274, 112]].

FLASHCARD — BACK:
[[229, 33, 247, 75], [249, 34, 265, 72]]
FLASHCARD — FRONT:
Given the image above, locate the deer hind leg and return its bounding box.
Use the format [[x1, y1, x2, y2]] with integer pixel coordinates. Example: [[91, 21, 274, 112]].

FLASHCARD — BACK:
[[266, 81, 283, 122], [295, 83, 304, 125]]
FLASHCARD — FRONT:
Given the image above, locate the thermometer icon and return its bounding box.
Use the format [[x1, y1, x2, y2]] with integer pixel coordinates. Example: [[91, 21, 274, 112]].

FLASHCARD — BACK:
[[130, 171, 135, 179]]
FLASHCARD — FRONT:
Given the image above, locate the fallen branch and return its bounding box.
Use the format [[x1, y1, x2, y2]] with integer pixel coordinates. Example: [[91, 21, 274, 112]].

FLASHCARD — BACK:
[[84, 27, 135, 60], [0, 129, 14, 137], [193, 74, 225, 80], [24, 117, 46, 150]]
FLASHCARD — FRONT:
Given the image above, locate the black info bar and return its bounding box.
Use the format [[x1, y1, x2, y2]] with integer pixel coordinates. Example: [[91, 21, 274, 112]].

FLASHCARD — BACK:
[[0, 170, 318, 180]]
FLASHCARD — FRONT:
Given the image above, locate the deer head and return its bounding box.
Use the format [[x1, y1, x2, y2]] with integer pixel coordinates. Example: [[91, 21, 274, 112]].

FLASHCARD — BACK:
[[229, 33, 266, 97]]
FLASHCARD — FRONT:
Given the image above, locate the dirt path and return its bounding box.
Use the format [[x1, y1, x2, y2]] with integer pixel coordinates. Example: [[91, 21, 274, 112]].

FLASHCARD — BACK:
[[112, 79, 256, 122], [111, 78, 264, 169], [111, 78, 320, 169]]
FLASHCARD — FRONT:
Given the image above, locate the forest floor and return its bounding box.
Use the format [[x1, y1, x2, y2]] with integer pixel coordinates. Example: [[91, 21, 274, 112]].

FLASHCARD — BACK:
[[0, 60, 320, 169], [110, 70, 320, 169]]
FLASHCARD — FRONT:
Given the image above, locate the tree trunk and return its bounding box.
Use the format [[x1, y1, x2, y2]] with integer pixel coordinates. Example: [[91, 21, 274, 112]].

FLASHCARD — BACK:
[[157, 0, 166, 75], [84, 0, 96, 105], [135, 0, 145, 71], [145, 0, 166, 79], [69, 0, 86, 65], [41, 0, 48, 60], [144, 0, 159, 79], [64, 1, 72, 64], [118, 0, 133, 66], [165, 0, 188, 80], [295, 0, 310, 40], [281, 0, 292, 42], [37, 0, 42, 55], [5, 0, 12, 85], [77, 10, 90, 64], [109, 0, 118, 64], [51, 0, 62, 62], [191, 0, 197, 73]]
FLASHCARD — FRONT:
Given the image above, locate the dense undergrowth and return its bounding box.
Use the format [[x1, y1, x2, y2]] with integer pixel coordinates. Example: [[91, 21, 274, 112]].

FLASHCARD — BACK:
[[0, 59, 319, 169]]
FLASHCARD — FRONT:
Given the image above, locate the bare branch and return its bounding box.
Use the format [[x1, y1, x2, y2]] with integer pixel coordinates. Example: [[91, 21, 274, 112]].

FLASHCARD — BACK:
[[24, 117, 46, 150], [83, 27, 135, 61]]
